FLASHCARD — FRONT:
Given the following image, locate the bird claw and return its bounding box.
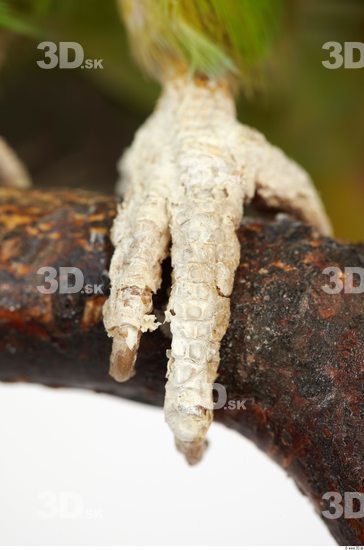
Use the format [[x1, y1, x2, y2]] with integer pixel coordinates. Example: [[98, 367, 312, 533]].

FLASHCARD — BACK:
[[103, 77, 331, 464]]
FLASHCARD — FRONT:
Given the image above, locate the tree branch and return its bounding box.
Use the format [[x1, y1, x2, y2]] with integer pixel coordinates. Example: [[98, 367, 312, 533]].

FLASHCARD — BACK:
[[0, 187, 363, 545]]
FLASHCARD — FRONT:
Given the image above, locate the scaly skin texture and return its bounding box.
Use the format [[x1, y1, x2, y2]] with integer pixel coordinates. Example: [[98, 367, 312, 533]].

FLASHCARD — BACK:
[[0, 188, 362, 543], [103, 76, 332, 464]]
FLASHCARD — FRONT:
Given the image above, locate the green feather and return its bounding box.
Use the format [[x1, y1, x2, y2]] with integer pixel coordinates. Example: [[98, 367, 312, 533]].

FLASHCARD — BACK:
[[119, 0, 283, 86]]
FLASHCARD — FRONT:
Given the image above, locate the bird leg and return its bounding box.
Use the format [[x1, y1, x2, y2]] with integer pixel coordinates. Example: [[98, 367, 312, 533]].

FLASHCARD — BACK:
[[0, 137, 31, 189], [103, 76, 331, 463]]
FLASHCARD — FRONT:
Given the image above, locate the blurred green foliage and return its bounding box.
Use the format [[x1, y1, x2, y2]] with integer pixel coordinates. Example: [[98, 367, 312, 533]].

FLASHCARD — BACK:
[[0, 0, 363, 240]]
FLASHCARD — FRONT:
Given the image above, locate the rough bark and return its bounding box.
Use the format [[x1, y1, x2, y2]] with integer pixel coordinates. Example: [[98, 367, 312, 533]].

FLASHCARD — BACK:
[[0, 187, 363, 545]]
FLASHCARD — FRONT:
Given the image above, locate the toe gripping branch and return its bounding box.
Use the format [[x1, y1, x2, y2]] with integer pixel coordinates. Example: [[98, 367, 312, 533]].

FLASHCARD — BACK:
[[103, 77, 332, 464]]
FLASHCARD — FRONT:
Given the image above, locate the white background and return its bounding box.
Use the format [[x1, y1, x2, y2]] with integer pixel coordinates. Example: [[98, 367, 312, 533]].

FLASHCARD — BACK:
[[0, 383, 334, 546]]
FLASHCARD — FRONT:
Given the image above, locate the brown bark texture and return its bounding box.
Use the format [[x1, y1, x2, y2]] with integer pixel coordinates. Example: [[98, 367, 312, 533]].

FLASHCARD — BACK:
[[0, 187, 363, 545]]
